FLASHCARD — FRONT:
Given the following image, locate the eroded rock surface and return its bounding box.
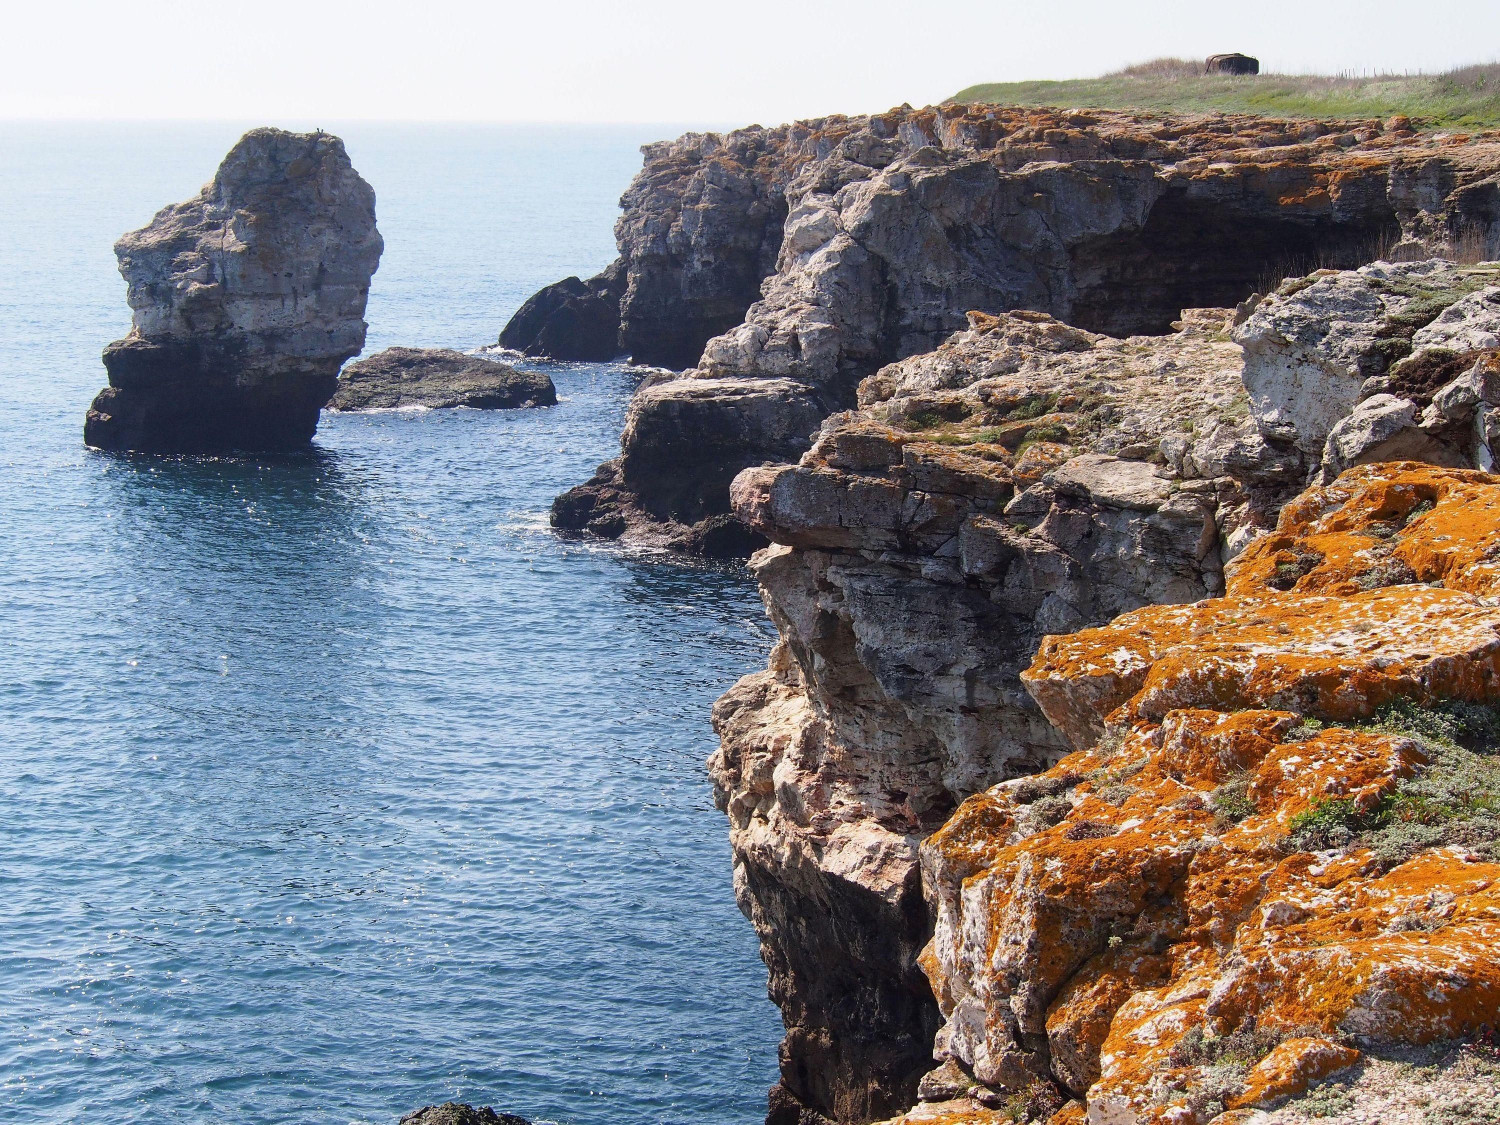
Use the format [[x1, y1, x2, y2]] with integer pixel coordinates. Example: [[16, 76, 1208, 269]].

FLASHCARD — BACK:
[[329, 348, 556, 411], [712, 271, 1500, 1125], [915, 463, 1500, 1125], [536, 105, 1500, 552], [712, 309, 1273, 1124], [84, 128, 382, 453]]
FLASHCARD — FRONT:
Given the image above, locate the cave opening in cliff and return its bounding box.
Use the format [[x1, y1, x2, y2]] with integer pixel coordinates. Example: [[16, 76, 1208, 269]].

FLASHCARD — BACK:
[[1066, 195, 1404, 338]]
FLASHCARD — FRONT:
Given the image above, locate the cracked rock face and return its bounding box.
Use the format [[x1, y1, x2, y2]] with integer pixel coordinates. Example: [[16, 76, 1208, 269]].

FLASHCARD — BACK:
[[84, 128, 382, 453], [711, 273, 1500, 1125], [911, 462, 1500, 1125], [711, 308, 1279, 1125], [536, 105, 1500, 553]]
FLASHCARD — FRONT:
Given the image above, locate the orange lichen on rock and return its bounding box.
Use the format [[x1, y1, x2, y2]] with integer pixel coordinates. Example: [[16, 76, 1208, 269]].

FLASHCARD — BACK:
[[1228, 462, 1500, 598], [915, 464, 1500, 1125]]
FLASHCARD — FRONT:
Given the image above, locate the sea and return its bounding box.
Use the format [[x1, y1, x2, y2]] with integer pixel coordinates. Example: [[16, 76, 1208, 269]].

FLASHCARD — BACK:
[[0, 122, 782, 1124]]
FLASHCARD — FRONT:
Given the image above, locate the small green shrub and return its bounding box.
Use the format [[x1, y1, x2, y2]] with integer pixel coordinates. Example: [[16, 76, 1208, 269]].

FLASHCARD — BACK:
[[1210, 773, 1257, 823], [1297, 1082, 1356, 1118], [1287, 717, 1326, 742], [1008, 392, 1060, 421], [1288, 797, 1367, 849], [1285, 700, 1500, 864], [1015, 422, 1069, 454]]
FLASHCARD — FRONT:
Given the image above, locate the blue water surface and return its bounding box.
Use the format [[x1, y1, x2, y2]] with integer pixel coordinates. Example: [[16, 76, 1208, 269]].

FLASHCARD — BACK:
[[0, 122, 781, 1124]]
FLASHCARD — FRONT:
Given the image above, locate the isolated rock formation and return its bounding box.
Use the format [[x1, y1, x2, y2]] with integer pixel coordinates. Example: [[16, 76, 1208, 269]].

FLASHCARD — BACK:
[[498, 263, 624, 361], [84, 128, 382, 452], [710, 264, 1500, 1125], [531, 104, 1500, 552], [329, 348, 556, 411]]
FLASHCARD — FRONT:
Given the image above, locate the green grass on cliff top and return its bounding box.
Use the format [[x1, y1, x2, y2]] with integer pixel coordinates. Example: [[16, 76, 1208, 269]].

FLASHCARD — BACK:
[[952, 59, 1500, 130]]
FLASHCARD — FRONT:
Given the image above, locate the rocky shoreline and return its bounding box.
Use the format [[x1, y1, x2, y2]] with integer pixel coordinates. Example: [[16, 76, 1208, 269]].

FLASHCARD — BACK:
[[511, 105, 1500, 556], [705, 254, 1500, 1125], [75, 110, 1500, 1125]]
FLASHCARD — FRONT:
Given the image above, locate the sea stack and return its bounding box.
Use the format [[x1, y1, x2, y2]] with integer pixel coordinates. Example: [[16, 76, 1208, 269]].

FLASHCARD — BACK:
[[83, 128, 383, 453]]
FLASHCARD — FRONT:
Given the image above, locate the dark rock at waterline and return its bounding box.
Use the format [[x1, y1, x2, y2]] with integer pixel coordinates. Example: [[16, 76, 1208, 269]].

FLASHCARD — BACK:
[[398, 1103, 531, 1125], [84, 127, 383, 453], [552, 457, 768, 557], [498, 261, 624, 361], [329, 348, 557, 411]]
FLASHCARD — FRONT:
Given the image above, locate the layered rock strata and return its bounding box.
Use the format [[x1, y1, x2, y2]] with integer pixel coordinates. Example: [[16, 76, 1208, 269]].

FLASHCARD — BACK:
[[532, 105, 1500, 551], [329, 348, 556, 411], [84, 128, 382, 453], [711, 264, 1500, 1125], [910, 462, 1500, 1125]]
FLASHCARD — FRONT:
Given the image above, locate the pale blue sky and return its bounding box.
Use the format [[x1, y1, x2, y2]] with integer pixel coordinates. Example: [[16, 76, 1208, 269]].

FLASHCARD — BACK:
[[5, 0, 1499, 124]]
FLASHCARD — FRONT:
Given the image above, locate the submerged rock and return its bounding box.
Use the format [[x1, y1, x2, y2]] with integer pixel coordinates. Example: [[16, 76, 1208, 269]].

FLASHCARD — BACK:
[[84, 127, 382, 453], [398, 1103, 530, 1125], [329, 348, 556, 411]]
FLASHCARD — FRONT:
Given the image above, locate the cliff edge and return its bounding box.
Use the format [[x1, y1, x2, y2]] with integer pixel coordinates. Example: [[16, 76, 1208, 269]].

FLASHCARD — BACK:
[[711, 259, 1500, 1125], [513, 104, 1500, 554]]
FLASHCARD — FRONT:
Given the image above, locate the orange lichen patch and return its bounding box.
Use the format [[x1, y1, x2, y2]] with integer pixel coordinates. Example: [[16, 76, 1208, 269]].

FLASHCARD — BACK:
[[1024, 584, 1500, 749], [922, 705, 1500, 1124], [872, 1099, 1013, 1125], [1045, 1103, 1087, 1125], [1247, 728, 1429, 821], [1227, 1037, 1361, 1109], [1013, 441, 1072, 486], [1154, 708, 1300, 786], [914, 466, 1500, 1123], [1229, 463, 1500, 598], [1045, 943, 1172, 1091]]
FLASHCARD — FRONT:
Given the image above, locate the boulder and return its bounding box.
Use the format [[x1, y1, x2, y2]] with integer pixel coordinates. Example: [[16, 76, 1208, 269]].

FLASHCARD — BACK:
[[1234, 260, 1500, 457], [328, 348, 556, 411], [84, 128, 382, 453], [1205, 52, 1260, 75], [497, 262, 623, 361]]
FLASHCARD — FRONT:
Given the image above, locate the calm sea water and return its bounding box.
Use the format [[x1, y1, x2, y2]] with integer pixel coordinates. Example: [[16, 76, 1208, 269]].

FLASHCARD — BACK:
[[0, 123, 781, 1124]]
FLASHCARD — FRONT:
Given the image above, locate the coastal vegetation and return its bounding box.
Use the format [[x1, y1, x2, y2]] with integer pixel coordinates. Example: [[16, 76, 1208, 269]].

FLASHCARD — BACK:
[[952, 59, 1500, 130]]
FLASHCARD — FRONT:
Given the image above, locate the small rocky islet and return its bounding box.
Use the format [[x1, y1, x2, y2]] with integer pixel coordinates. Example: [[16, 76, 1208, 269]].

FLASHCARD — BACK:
[[77, 103, 1500, 1125], [84, 127, 383, 453], [328, 347, 556, 411]]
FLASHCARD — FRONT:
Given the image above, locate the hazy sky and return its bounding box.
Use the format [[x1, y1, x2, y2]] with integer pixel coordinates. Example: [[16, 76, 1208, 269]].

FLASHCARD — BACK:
[[5, 0, 1500, 125]]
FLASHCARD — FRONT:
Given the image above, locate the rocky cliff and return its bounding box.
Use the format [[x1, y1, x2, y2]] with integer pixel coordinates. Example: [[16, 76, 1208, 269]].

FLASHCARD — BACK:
[[710, 260, 1500, 1125], [84, 128, 382, 453], [525, 105, 1500, 553]]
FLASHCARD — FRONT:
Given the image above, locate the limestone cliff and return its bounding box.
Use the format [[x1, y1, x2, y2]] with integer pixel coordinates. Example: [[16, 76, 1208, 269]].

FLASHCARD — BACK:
[[84, 128, 382, 453], [529, 105, 1500, 553], [710, 262, 1500, 1125]]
